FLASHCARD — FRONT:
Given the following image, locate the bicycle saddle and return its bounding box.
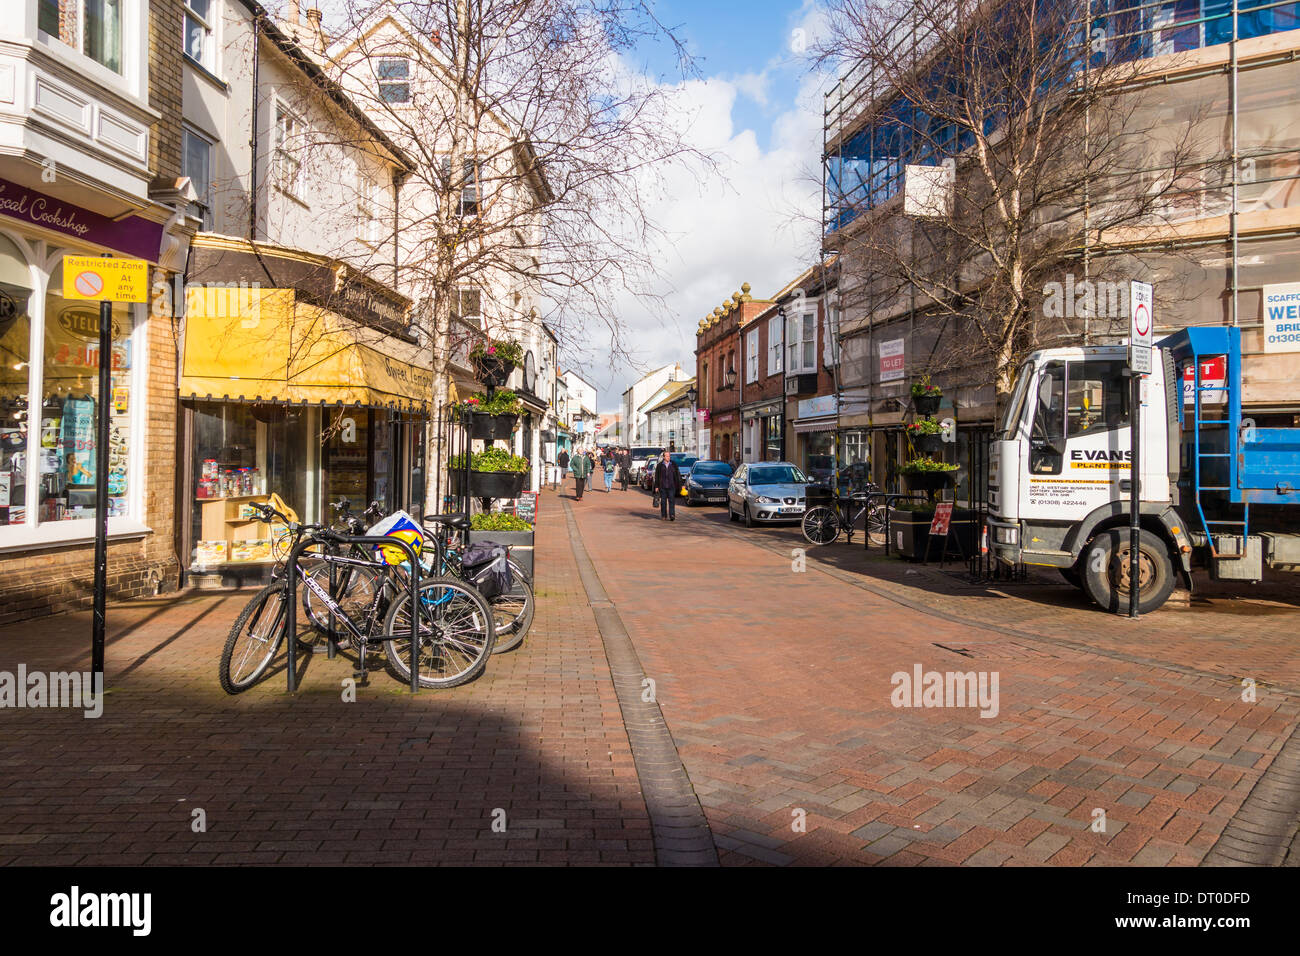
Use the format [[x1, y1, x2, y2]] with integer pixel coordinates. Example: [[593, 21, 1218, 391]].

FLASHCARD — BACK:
[[423, 512, 471, 531]]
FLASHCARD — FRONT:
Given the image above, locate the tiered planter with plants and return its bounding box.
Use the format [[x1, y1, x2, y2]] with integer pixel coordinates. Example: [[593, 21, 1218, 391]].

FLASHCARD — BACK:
[[906, 418, 944, 457], [465, 512, 534, 580]]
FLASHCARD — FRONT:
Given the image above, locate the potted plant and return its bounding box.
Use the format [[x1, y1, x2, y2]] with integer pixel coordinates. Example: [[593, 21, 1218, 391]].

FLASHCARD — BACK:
[[449, 447, 530, 499], [470, 339, 524, 388], [887, 499, 936, 560], [906, 417, 944, 456], [911, 376, 943, 416], [466, 511, 535, 580], [900, 455, 960, 493], [462, 389, 521, 440]]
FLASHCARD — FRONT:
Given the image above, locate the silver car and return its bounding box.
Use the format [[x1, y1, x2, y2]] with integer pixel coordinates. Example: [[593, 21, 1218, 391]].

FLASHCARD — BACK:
[[727, 461, 809, 527]]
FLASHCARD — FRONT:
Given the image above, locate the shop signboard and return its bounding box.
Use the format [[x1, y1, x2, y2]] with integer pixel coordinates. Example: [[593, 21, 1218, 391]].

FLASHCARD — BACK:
[[516, 492, 538, 524], [1262, 282, 1300, 353], [0, 177, 164, 262], [929, 501, 954, 537]]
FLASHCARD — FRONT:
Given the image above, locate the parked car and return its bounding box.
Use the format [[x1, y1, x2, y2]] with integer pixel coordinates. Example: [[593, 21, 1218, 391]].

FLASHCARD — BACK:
[[727, 462, 810, 527], [806, 460, 873, 491], [670, 454, 698, 495], [684, 460, 733, 505]]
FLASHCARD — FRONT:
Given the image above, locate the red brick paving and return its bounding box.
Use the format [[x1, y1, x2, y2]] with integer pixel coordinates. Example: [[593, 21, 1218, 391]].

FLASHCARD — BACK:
[[0, 492, 654, 866], [568, 482, 1299, 866]]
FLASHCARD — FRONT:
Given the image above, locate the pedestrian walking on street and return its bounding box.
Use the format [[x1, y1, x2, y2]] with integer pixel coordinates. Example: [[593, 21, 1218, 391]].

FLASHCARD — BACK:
[[557, 448, 569, 477], [571, 447, 592, 500], [618, 448, 631, 491], [602, 452, 614, 492], [653, 449, 682, 521]]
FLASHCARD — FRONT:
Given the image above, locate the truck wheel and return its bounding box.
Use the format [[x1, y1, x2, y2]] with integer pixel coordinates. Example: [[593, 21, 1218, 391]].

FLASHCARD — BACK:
[[1081, 529, 1176, 615]]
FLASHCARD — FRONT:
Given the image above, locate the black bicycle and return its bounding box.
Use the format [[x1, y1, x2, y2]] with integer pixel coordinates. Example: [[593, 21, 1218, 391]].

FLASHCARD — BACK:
[[219, 502, 496, 692], [801, 483, 886, 546]]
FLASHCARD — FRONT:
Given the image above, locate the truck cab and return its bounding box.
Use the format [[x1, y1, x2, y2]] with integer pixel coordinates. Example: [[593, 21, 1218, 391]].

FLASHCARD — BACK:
[[987, 344, 1193, 612]]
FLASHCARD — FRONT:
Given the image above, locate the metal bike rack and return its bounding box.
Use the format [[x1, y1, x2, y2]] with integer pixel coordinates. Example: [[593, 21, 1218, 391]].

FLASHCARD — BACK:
[[284, 532, 423, 694]]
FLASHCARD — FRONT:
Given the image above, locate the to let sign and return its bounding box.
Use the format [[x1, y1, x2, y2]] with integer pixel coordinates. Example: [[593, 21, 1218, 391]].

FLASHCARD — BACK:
[[879, 338, 905, 382], [62, 256, 149, 303], [929, 501, 954, 537]]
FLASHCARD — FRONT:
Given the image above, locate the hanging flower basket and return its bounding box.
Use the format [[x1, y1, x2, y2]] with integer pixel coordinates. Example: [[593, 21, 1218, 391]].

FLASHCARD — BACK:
[[471, 355, 516, 388], [913, 394, 941, 416]]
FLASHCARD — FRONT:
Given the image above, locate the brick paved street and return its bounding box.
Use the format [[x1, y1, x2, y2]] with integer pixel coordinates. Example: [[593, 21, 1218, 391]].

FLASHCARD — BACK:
[[0, 493, 653, 866], [568, 480, 1300, 866], [1, 481, 1297, 867]]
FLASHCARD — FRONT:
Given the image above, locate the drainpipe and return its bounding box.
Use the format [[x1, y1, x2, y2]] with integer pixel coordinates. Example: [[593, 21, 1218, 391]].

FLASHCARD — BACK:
[[248, 15, 261, 241]]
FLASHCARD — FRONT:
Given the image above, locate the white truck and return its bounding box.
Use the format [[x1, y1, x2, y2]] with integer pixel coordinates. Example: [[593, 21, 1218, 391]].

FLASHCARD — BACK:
[[987, 327, 1300, 613]]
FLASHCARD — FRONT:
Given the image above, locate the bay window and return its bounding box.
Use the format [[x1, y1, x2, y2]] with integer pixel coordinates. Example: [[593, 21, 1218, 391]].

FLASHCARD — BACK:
[[38, 0, 123, 73], [786, 312, 817, 374]]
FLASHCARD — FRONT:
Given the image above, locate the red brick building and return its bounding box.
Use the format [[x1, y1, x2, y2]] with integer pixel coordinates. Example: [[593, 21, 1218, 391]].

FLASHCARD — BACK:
[[695, 283, 769, 464]]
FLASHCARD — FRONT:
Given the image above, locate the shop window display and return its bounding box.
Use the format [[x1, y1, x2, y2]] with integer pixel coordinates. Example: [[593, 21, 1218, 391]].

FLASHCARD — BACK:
[[0, 236, 32, 525], [39, 265, 133, 523]]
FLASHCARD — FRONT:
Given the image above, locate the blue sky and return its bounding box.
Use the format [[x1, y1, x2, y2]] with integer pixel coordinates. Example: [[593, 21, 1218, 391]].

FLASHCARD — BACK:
[[626, 0, 811, 153]]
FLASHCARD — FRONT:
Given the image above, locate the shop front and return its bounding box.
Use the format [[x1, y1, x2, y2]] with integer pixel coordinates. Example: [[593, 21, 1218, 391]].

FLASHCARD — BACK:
[[740, 401, 784, 462], [178, 239, 430, 581], [0, 177, 188, 620], [791, 394, 839, 473]]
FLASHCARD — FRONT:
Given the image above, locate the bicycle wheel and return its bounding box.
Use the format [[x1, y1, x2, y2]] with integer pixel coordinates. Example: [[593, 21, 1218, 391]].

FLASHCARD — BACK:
[[302, 559, 382, 639], [866, 505, 887, 546], [383, 576, 496, 688], [802, 506, 840, 545], [219, 584, 289, 694], [490, 562, 535, 654]]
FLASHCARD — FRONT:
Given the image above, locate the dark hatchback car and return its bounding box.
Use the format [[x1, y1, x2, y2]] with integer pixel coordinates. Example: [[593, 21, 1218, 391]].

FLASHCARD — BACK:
[[683, 459, 733, 505]]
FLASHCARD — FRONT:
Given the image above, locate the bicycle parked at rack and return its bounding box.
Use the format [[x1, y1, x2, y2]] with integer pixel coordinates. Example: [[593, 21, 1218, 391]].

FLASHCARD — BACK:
[[218, 501, 496, 693], [801, 483, 887, 546], [419, 512, 535, 654]]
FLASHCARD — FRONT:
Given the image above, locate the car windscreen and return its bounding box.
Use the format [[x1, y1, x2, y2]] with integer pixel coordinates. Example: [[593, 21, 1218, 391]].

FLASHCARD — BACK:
[[691, 463, 732, 476], [671, 456, 698, 468], [749, 466, 806, 485], [631, 448, 663, 458]]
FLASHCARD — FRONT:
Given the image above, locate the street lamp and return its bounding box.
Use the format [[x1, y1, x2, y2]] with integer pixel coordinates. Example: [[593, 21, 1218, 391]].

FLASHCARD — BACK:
[[686, 384, 698, 455]]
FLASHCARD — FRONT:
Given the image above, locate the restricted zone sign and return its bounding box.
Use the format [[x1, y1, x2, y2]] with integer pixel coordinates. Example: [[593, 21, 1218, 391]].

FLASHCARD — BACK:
[[1129, 280, 1153, 374], [62, 255, 149, 304]]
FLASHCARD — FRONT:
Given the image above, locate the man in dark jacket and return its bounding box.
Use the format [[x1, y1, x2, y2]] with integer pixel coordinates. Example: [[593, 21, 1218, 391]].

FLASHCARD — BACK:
[[570, 447, 592, 500], [653, 450, 682, 521]]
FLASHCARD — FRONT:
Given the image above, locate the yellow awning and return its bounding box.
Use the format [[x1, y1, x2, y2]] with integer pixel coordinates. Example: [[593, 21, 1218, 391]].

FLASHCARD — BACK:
[[180, 287, 431, 407]]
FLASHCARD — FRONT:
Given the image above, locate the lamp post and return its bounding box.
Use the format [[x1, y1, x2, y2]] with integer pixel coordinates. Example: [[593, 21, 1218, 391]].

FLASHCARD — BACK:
[[686, 384, 698, 455]]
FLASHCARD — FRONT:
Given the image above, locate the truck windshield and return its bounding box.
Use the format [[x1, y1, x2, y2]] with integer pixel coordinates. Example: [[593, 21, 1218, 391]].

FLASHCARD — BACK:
[[997, 363, 1034, 440]]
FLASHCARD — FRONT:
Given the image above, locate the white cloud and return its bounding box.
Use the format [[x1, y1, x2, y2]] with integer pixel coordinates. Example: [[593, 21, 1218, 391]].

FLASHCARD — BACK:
[[575, 66, 829, 412]]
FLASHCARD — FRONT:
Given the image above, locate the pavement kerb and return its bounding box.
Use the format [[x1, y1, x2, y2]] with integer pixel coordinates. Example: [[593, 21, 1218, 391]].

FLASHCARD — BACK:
[[560, 495, 720, 867]]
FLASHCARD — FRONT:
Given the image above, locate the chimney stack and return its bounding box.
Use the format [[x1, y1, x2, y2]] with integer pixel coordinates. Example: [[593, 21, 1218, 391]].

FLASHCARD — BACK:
[[305, 6, 326, 51]]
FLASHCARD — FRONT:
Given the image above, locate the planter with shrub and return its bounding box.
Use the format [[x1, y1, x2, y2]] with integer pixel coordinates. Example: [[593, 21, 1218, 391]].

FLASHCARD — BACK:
[[466, 511, 534, 580], [905, 417, 944, 457], [887, 501, 978, 560]]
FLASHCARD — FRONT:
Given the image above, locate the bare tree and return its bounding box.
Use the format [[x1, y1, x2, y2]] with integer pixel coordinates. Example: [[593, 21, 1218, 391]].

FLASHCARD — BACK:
[[816, 0, 1216, 401]]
